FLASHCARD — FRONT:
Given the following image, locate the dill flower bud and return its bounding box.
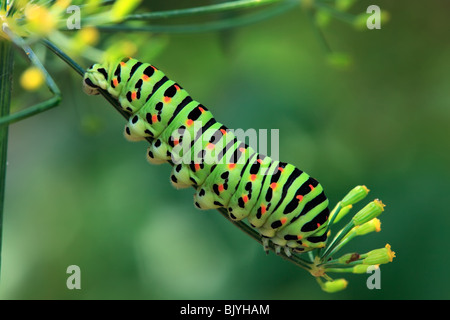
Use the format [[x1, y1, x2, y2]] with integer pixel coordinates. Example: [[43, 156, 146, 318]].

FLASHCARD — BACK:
[[111, 0, 142, 22], [352, 199, 385, 226], [54, 0, 72, 9], [20, 67, 45, 91], [330, 218, 381, 255], [351, 264, 377, 274], [332, 204, 353, 224], [321, 279, 348, 293], [24, 4, 57, 35], [336, 0, 357, 11], [315, 10, 332, 28], [341, 185, 369, 207], [354, 218, 381, 236], [362, 244, 396, 265], [79, 27, 100, 46], [337, 252, 360, 264]]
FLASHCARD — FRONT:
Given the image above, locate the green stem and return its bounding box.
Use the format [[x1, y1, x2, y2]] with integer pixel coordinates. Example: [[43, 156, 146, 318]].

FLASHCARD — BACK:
[[41, 39, 85, 76], [81, 0, 285, 25], [323, 267, 355, 273], [0, 36, 14, 279], [321, 259, 362, 268], [95, 0, 298, 34], [320, 222, 354, 261], [305, 6, 333, 54], [0, 26, 61, 127]]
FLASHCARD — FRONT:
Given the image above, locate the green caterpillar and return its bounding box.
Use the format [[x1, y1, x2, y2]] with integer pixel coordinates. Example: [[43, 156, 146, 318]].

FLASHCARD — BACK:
[[83, 57, 330, 255]]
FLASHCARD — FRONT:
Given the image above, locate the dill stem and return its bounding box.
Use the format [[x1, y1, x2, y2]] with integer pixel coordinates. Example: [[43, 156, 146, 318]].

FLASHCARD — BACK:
[[0, 36, 14, 278]]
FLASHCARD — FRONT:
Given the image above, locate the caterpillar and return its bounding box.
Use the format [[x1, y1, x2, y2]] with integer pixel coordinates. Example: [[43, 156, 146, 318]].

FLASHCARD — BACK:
[[83, 57, 330, 256]]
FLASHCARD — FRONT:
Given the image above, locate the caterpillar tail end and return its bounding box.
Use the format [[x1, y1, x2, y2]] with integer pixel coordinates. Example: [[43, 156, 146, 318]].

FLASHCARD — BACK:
[[83, 63, 109, 96], [83, 77, 101, 95]]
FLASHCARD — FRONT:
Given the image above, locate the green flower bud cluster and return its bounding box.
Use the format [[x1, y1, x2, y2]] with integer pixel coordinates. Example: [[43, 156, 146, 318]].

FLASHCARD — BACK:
[[308, 185, 396, 293]]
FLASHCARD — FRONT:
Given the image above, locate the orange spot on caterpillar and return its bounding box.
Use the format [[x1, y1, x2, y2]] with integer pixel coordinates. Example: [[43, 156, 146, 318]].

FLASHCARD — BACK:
[[194, 163, 201, 171], [297, 235, 303, 240], [278, 167, 284, 172], [239, 147, 246, 153], [186, 119, 194, 126], [228, 163, 236, 169], [317, 223, 321, 228], [218, 184, 224, 192], [309, 184, 315, 191], [207, 143, 215, 150], [151, 65, 157, 71], [257, 158, 263, 164], [296, 195, 303, 202], [113, 78, 119, 87], [120, 62, 126, 66], [174, 84, 181, 91], [250, 174, 257, 181], [173, 139, 179, 146], [281, 217, 287, 225], [220, 129, 227, 135], [142, 75, 149, 81], [131, 91, 137, 100], [164, 97, 171, 103], [270, 182, 278, 190], [242, 195, 248, 203], [198, 107, 205, 113], [260, 205, 267, 215], [152, 114, 158, 123]]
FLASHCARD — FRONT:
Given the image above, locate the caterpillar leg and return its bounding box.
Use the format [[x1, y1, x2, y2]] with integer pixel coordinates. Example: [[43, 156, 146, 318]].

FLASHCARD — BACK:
[[146, 138, 171, 164], [284, 246, 292, 257], [262, 238, 270, 254], [124, 124, 146, 142], [193, 184, 224, 210], [170, 163, 198, 189], [275, 245, 281, 255]]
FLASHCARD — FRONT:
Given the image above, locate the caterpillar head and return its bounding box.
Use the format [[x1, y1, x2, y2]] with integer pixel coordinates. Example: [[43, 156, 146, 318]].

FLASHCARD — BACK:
[[83, 63, 109, 96]]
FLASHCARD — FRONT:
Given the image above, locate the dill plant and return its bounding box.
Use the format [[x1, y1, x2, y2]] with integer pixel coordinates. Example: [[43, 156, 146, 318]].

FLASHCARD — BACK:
[[0, 0, 394, 293]]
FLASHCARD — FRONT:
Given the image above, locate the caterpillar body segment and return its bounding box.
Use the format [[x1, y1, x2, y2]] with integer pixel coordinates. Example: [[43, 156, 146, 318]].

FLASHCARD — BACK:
[[83, 57, 330, 254]]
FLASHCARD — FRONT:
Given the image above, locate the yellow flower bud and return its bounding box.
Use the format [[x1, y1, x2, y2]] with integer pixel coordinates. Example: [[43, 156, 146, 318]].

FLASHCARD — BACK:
[[362, 244, 396, 265], [20, 67, 45, 91], [352, 199, 385, 226], [337, 252, 360, 264], [54, 0, 72, 9], [25, 4, 57, 35], [321, 279, 348, 293], [332, 204, 353, 224], [110, 0, 142, 22], [79, 27, 100, 46], [341, 185, 369, 207], [354, 218, 381, 236], [352, 264, 377, 274]]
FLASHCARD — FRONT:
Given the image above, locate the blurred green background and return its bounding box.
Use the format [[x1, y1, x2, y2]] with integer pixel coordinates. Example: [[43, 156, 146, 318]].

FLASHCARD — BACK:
[[1, 0, 449, 299]]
